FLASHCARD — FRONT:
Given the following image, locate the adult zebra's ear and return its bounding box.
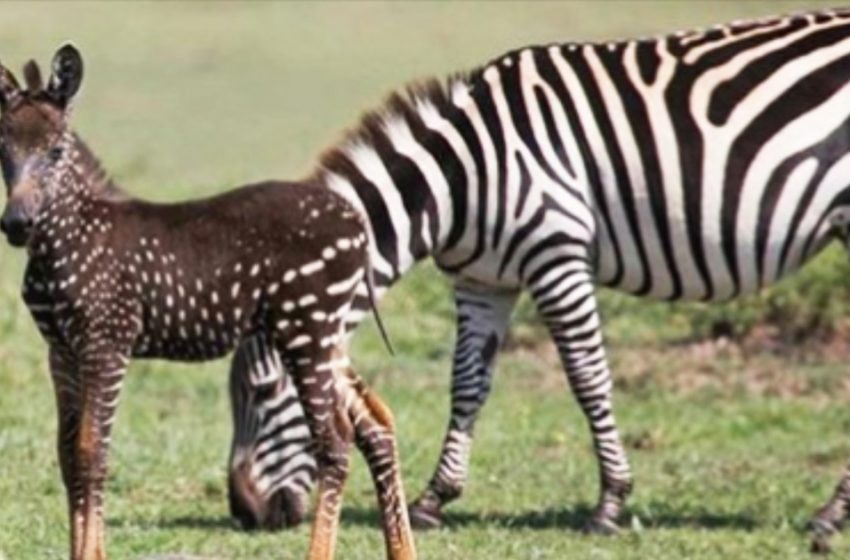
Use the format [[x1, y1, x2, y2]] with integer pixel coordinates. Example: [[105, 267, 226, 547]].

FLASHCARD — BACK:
[[47, 43, 83, 109], [0, 63, 22, 110]]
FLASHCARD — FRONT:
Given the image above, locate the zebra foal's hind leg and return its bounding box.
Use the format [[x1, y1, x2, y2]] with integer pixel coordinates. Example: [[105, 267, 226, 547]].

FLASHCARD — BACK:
[[810, 464, 850, 554], [279, 342, 351, 560], [284, 341, 415, 560], [409, 284, 517, 529], [528, 258, 632, 534], [338, 361, 416, 559]]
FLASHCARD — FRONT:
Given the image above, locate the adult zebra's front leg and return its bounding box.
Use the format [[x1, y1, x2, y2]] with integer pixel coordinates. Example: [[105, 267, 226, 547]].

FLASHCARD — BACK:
[[408, 284, 517, 529], [529, 259, 632, 533], [811, 465, 850, 553]]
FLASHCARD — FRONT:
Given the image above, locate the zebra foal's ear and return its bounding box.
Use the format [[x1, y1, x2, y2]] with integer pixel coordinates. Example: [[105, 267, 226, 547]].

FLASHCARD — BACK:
[[0, 63, 21, 110], [22, 59, 43, 92], [47, 43, 83, 108]]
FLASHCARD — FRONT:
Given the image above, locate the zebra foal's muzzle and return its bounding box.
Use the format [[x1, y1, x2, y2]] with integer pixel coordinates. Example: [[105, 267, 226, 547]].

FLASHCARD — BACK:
[[0, 197, 34, 247], [1, 174, 44, 248]]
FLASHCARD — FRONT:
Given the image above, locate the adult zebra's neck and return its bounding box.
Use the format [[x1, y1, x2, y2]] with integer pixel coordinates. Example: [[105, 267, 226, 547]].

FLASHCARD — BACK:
[[315, 80, 479, 288]]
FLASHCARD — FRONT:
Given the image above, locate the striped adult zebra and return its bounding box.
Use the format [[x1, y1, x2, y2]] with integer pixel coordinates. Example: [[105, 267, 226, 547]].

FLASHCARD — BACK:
[[228, 8, 850, 550]]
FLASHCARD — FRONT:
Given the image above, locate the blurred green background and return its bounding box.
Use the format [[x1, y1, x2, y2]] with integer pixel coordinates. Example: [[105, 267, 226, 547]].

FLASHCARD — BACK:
[[1, 2, 849, 559]]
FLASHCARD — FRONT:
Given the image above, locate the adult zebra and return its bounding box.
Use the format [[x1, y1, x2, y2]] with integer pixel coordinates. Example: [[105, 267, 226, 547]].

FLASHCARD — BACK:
[[227, 7, 850, 549]]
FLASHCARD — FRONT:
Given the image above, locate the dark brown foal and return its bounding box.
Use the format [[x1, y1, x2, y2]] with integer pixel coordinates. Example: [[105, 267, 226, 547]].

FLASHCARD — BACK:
[[0, 45, 415, 560]]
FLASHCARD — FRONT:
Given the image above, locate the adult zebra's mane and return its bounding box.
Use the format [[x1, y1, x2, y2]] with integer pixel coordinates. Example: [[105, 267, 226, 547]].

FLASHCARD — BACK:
[[313, 6, 850, 187], [313, 72, 479, 184]]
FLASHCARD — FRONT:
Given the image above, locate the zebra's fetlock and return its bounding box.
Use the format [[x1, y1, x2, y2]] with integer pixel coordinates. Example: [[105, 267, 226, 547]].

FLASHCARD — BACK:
[[583, 515, 621, 536], [429, 473, 466, 504], [604, 477, 634, 501], [408, 489, 445, 531], [810, 516, 841, 555]]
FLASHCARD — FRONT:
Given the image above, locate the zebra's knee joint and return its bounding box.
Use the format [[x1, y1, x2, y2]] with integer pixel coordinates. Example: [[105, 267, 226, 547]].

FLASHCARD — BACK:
[[363, 390, 396, 433]]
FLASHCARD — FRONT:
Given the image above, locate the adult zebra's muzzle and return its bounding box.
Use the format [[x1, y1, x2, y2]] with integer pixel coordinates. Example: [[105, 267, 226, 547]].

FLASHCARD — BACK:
[[228, 460, 308, 531]]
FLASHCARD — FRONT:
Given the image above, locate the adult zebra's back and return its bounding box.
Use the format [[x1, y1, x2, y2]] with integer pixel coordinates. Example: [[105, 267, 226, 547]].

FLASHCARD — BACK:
[[228, 8, 850, 549]]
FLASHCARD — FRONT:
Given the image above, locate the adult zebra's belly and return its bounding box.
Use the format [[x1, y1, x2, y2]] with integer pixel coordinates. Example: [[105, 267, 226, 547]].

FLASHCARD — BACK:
[[592, 221, 836, 303], [441, 250, 526, 291]]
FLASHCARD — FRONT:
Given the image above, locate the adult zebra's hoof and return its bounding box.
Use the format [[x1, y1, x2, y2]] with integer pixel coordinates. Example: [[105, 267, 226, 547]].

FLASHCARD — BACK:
[[809, 517, 839, 555], [582, 516, 620, 536], [408, 498, 444, 530], [811, 536, 832, 555]]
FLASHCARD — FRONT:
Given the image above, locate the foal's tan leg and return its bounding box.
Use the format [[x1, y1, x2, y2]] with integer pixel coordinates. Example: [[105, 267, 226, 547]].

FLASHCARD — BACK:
[[50, 345, 111, 560], [305, 404, 352, 560], [73, 346, 129, 560], [295, 341, 414, 560], [77, 400, 107, 560], [340, 367, 416, 560], [282, 344, 352, 560], [49, 349, 86, 559]]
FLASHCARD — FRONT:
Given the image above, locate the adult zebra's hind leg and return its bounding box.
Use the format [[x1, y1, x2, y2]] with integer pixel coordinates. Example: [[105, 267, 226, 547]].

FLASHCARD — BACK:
[[409, 285, 517, 529], [529, 262, 632, 534], [810, 464, 850, 553]]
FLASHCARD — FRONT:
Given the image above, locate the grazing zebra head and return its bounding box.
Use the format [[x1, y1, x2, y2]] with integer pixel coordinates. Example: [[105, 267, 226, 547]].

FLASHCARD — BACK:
[[227, 338, 316, 529]]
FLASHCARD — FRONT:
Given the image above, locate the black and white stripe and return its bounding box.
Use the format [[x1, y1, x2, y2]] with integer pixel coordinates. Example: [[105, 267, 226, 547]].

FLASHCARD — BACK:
[[229, 8, 850, 543]]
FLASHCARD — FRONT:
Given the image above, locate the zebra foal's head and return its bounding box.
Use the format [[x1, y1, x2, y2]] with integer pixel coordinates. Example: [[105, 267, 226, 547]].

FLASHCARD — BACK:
[[0, 44, 82, 248]]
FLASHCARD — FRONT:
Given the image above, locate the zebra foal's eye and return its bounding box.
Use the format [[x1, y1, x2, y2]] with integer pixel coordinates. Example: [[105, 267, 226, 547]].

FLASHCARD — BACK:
[[47, 146, 63, 162]]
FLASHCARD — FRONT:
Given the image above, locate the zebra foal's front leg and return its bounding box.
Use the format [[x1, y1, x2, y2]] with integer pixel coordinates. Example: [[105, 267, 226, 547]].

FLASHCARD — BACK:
[[811, 464, 850, 553], [49, 348, 85, 559], [409, 285, 517, 529], [529, 261, 632, 534], [61, 342, 130, 560]]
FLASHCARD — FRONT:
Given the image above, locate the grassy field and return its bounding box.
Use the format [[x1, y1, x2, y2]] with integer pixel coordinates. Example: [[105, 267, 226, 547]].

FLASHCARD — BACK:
[[1, 2, 850, 558]]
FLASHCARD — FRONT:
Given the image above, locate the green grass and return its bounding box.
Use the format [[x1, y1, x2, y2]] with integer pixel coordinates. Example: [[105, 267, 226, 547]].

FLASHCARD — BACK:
[[1, 2, 850, 559]]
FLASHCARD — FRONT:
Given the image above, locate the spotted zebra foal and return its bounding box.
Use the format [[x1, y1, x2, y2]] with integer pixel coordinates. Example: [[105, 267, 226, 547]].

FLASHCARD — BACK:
[[0, 45, 415, 560]]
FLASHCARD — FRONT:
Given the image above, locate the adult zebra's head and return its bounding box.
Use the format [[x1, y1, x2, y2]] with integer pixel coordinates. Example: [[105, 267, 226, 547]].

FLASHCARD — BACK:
[[227, 337, 317, 530]]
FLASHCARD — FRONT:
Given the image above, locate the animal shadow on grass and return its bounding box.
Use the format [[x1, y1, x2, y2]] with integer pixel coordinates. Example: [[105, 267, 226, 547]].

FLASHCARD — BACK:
[[112, 516, 236, 531], [120, 502, 758, 534], [341, 502, 758, 532]]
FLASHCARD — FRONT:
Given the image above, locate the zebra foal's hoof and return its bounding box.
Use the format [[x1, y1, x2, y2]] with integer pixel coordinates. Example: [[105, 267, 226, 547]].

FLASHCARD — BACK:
[[582, 516, 621, 536], [408, 500, 444, 530]]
